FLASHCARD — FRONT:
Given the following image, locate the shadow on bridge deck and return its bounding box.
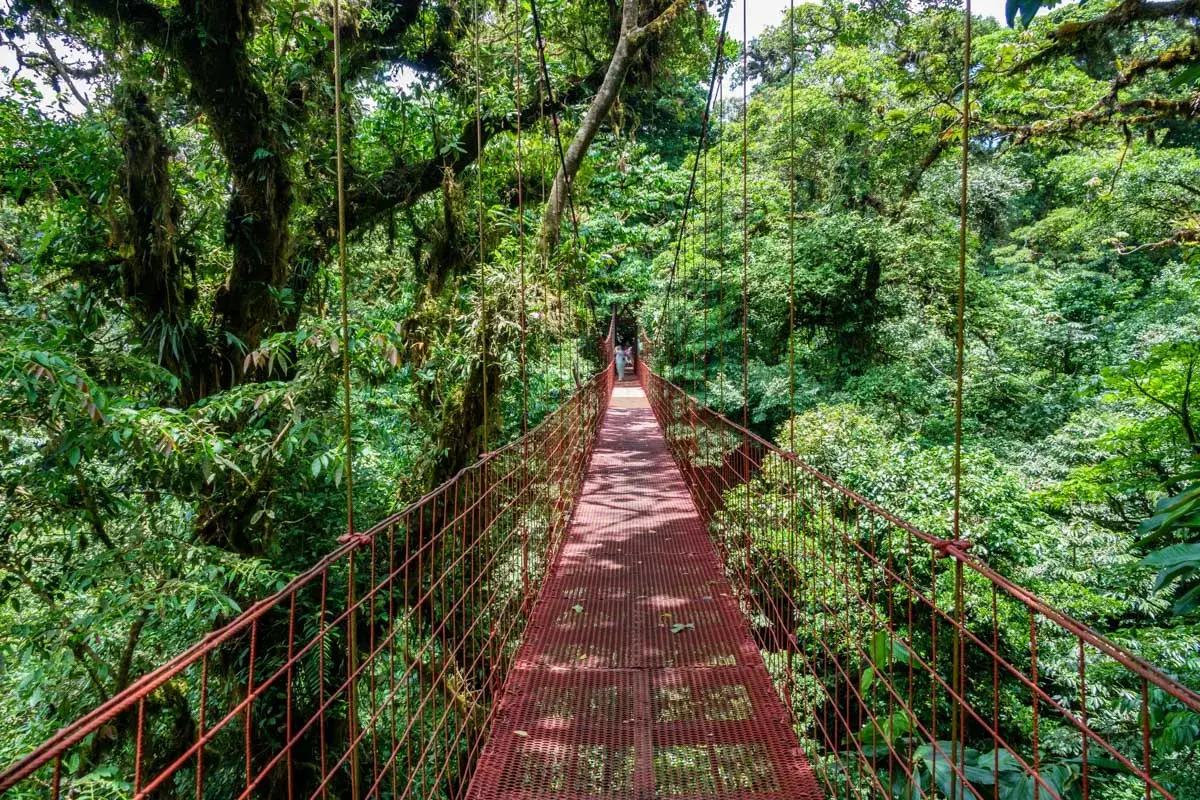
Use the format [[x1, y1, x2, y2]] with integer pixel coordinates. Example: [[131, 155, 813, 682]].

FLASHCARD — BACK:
[[466, 383, 822, 799]]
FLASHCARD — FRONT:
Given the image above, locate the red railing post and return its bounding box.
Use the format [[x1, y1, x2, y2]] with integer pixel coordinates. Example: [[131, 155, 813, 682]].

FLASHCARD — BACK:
[[632, 365, 1200, 800], [4, 363, 1200, 800]]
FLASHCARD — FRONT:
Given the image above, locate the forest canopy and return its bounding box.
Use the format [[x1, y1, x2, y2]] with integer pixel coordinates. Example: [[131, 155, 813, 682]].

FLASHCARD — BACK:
[[1, 0, 1199, 795]]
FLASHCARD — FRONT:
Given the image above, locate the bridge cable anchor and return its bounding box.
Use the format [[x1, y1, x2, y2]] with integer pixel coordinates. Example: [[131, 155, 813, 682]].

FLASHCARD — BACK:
[[338, 531, 373, 548], [933, 538, 971, 559]]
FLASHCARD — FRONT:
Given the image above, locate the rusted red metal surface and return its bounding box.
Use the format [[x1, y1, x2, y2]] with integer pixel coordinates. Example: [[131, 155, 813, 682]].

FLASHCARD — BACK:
[[0, 365, 613, 800], [7, 345, 1199, 800], [638, 362, 1200, 800], [464, 380, 822, 799]]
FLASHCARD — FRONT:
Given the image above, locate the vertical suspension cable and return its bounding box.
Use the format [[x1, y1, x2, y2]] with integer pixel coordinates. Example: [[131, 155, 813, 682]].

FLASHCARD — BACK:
[[475, 0, 488, 455], [546, 10, 584, 388], [529, 0, 582, 254], [787, 0, 796, 452], [529, 0, 583, 378], [533, 47, 556, 405], [701, 99, 710, 400], [331, 0, 360, 795], [951, 0, 973, 796], [954, 1, 971, 539], [515, 0, 532, 611], [786, 0, 798, 712], [717, 78, 726, 409], [333, 0, 355, 537], [740, 0, 750, 569], [516, 1, 528, 435], [333, 0, 353, 535], [528, 0, 577, 393], [739, 1, 749, 432], [660, 6, 731, 359]]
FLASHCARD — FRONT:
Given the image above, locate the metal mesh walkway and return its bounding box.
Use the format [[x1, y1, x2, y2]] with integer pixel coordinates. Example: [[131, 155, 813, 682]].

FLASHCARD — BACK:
[[466, 382, 822, 799]]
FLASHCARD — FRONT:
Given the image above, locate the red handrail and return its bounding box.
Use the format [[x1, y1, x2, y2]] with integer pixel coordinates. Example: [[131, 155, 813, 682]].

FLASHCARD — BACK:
[[639, 361, 1199, 800], [1, 366, 614, 799]]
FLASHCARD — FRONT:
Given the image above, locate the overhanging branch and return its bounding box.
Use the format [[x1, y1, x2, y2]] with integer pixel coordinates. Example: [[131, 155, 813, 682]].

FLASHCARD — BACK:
[[1009, 0, 1200, 75], [988, 92, 1200, 142]]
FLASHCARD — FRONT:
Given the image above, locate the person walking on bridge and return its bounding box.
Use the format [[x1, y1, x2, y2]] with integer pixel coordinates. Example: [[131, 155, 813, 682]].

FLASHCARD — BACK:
[[615, 342, 627, 381]]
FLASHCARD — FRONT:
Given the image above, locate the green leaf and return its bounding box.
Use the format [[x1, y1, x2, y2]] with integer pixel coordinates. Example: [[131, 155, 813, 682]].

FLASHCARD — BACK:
[[1169, 63, 1200, 89], [1173, 582, 1200, 614], [1000, 774, 1036, 800], [856, 710, 912, 748], [1138, 484, 1200, 541], [977, 749, 1026, 776], [670, 622, 695, 634], [868, 630, 913, 667], [861, 665, 875, 695], [1004, 0, 1021, 26], [1139, 543, 1200, 589]]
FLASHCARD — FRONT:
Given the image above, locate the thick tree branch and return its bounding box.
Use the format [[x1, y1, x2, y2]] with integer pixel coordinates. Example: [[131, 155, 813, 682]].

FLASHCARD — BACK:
[[1113, 225, 1200, 254], [1108, 36, 1200, 102], [58, 0, 170, 41], [899, 126, 956, 205], [987, 92, 1200, 141], [339, 0, 453, 81], [34, 30, 93, 110], [284, 77, 596, 329], [42, 0, 293, 368], [628, 0, 690, 46], [1010, 0, 1200, 75], [343, 88, 589, 233], [538, 0, 692, 260]]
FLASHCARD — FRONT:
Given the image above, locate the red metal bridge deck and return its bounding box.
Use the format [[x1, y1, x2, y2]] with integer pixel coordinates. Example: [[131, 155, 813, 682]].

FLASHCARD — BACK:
[[465, 382, 822, 799]]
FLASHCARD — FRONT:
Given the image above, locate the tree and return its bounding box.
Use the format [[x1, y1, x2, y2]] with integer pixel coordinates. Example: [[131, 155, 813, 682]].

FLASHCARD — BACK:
[[538, 0, 694, 259]]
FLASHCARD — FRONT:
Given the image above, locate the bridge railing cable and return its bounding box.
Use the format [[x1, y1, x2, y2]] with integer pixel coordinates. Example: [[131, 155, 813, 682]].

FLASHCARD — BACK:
[[0, 364, 614, 800], [637, 363, 1200, 800]]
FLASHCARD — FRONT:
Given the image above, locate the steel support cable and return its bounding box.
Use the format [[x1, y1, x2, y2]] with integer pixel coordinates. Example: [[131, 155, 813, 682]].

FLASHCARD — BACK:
[[718, 78, 726, 409], [785, 0, 799, 717], [739, 0, 748, 437], [331, 0, 363, 795], [739, 0, 750, 567], [684, 190, 694, 385], [659, 2, 732, 360], [474, 0, 489, 456], [514, 0, 531, 607], [332, 0, 353, 547], [701, 94, 710, 401], [470, 9, 490, 766], [680, 157, 697, 386], [954, 0, 972, 549], [532, 52, 562, 403], [950, 0, 973, 795], [528, 0, 579, 393], [469, 25, 488, 763], [528, 0, 582, 261], [529, 0, 589, 390], [515, 3, 528, 438]]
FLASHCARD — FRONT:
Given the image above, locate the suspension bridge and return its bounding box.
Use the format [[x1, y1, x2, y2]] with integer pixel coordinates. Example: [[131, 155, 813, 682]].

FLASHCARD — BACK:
[[2, 325, 1199, 798], [4, 0, 1200, 797]]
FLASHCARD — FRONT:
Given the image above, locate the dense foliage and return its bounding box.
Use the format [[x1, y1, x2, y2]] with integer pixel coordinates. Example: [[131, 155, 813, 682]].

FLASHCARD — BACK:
[[0, 0, 710, 779], [1, 0, 1198, 795], [648, 0, 1200, 796]]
